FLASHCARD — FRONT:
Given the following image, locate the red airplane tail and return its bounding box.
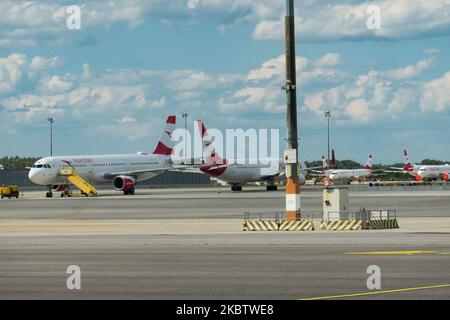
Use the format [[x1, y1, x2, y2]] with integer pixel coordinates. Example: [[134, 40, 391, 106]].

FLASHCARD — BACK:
[[152, 116, 176, 156]]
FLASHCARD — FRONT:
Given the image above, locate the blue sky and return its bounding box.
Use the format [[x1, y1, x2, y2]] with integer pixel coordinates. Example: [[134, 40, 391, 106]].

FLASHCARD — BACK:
[[0, 0, 449, 164]]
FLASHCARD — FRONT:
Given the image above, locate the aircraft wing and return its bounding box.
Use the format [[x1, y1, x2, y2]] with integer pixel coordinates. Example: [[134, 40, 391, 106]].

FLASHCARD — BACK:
[[105, 162, 217, 178], [301, 165, 325, 172], [308, 169, 324, 174], [103, 167, 171, 179]]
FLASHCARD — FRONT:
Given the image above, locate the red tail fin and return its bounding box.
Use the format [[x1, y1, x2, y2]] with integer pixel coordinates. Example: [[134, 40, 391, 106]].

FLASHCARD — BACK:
[[196, 120, 226, 165], [322, 156, 329, 171], [364, 154, 373, 170], [152, 116, 176, 156], [403, 149, 414, 171]]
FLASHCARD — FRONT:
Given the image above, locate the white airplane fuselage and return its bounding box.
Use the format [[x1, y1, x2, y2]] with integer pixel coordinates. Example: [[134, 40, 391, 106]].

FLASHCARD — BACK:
[[200, 159, 306, 185], [327, 168, 372, 183], [29, 153, 171, 186], [417, 164, 450, 180]]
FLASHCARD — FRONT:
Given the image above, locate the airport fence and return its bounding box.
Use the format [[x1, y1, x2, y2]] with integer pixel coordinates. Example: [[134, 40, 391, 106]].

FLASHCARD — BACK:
[[323, 209, 397, 222], [243, 211, 317, 222]]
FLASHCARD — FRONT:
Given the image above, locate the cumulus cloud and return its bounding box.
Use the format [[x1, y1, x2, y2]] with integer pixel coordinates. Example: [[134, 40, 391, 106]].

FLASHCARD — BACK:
[[1, 51, 448, 141], [0, 0, 281, 46], [253, 0, 450, 42], [385, 59, 433, 80], [421, 72, 450, 112], [2, 0, 449, 46], [302, 56, 448, 124]]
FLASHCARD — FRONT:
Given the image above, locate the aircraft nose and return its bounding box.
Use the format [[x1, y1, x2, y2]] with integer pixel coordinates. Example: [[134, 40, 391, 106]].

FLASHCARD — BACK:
[[28, 169, 40, 184]]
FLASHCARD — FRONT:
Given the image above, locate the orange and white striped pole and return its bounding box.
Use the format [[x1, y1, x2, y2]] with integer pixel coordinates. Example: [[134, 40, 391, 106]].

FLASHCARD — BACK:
[[284, 0, 301, 221]]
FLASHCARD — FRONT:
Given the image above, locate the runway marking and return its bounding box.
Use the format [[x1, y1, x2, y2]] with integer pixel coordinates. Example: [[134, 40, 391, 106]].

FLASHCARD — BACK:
[[345, 250, 438, 256], [301, 283, 450, 300]]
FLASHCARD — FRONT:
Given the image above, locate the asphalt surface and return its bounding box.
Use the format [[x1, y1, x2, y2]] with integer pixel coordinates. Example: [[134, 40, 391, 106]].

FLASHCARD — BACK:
[[0, 187, 449, 299], [0, 187, 449, 219], [1, 233, 449, 300]]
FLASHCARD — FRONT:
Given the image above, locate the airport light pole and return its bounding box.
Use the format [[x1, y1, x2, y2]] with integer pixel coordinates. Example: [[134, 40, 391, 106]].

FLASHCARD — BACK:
[[47, 117, 54, 157], [284, 0, 301, 221], [325, 111, 331, 163], [181, 113, 188, 161]]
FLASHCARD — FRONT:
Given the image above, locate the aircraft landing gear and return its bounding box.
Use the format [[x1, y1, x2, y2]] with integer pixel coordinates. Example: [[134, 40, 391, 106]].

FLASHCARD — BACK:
[[231, 185, 242, 192], [266, 185, 278, 191], [124, 186, 136, 195], [46, 186, 53, 198]]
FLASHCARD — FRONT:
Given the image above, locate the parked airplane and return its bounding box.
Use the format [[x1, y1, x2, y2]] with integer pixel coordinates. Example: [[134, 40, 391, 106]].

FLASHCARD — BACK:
[[195, 120, 312, 191], [392, 149, 450, 181], [319, 153, 375, 184], [29, 116, 178, 197]]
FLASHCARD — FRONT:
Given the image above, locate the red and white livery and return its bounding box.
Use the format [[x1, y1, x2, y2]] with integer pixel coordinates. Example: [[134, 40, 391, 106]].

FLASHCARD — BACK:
[[28, 116, 177, 197], [196, 120, 308, 191]]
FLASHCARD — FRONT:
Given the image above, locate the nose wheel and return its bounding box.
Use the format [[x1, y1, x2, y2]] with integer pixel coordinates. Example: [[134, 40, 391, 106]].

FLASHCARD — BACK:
[[46, 186, 53, 198]]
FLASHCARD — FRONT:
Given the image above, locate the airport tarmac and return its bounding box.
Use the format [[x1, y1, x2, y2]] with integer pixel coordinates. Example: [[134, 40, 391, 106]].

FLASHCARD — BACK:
[[0, 187, 449, 219], [0, 187, 449, 299]]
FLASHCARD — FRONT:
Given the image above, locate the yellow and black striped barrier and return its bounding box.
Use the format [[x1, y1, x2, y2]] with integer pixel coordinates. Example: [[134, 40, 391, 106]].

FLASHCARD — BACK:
[[320, 220, 362, 231], [279, 220, 314, 231], [365, 219, 399, 230], [320, 219, 399, 231], [242, 219, 314, 232], [242, 220, 279, 231]]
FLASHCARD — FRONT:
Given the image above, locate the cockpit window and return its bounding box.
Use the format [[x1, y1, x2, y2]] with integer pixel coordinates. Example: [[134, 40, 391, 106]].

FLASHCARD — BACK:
[[36, 164, 43, 168]]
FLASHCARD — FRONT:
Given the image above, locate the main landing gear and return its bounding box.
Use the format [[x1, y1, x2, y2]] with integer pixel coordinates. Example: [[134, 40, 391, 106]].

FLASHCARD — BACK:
[[266, 185, 278, 191], [123, 186, 136, 195], [231, 185, 242, 192]]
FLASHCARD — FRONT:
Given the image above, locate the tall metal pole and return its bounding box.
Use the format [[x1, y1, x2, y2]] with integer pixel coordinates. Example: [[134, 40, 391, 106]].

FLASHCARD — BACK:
[[47, 117, 54, 157], [284, 0, 301, 221], [181, 113, 188, 160], [325, 111, 331, 162]]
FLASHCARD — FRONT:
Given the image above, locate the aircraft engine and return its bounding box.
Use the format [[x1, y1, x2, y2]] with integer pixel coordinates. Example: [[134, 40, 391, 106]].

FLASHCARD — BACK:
[[415, 174, 422, 181], [299, 174, 306, 185], [113, 176, 136, 192], [442, 173, 449, 181]]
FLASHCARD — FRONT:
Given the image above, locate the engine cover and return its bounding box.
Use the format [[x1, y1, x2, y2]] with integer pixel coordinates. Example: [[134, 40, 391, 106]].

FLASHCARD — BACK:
[[299, 174, 306, 185], [52, 184, 69, 192], [415, 174, 422, 181], [442, 173, 449, 181], [113, 176, 135, 191]]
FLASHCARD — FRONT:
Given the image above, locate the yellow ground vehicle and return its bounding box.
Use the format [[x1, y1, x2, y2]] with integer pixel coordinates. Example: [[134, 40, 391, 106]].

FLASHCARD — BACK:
[[0, 185, 20, 199]]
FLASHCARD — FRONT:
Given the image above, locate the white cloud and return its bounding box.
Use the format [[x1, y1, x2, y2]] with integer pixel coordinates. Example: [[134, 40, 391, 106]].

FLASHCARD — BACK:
[[30, 56, 64, 72], [386, 59, 433, 80], [314, 53, 341, 67], [0, 53, 27, 93], [345, 99, 371, 123], [302, 56, 449, 124], [421, 72, 450, 112], [1, 0, 449, 46], [253, 0, 450, 42]]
